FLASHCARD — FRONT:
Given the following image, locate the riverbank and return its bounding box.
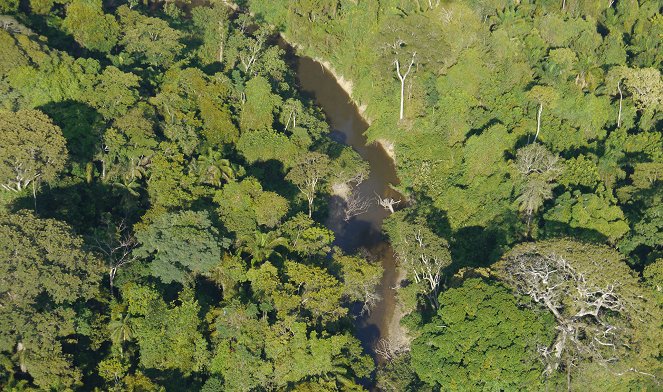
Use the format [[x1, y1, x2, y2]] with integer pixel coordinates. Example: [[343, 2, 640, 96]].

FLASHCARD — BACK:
[[291, 46, 410, 360], [282, 34, 398, 164]]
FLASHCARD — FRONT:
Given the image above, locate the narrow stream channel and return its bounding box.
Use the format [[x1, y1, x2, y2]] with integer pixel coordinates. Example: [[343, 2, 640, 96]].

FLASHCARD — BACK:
[[294, 56, 403, 360]]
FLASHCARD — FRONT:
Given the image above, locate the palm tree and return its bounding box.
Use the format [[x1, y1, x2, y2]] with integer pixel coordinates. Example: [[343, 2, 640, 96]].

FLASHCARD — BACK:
[[196, 148, 244, 187], [492, 5, 520, 31], [113, 177, 141, 197], [110, 155, 150, 197], [126, 156, 150, 181], [108, 309, 134, 356], [238, 231, 289, 265], [574, 55, 602, 91]]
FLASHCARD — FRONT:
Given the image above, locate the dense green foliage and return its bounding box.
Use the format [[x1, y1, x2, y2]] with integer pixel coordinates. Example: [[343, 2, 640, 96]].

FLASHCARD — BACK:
[[410, 279, 555, 390], [250, 0, 662, 264], [248, 0, 662, 389], [0, 0, 660, 390], [0, 211, 103, 389], [0, 2, 381, 390]]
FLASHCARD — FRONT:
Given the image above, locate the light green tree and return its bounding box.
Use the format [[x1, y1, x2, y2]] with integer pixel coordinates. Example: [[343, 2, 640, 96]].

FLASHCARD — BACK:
[[63, 0, 120, 53], [118, 6, 183, 68], [240, 76, 281, 131], [238, 230, 288, 265], [0, 109, 67, 196], [544, 191, 629, 242], [89, 66, 140, 119], [286, 152, 332, 217], [214, 177, 289, 237], [122, 285, 208, 374]]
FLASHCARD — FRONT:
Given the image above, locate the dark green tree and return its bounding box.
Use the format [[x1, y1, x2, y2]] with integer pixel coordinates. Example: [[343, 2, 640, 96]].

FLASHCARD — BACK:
[[0, 211, 103, 389], [134, 210, 223, 284], [410, 278, 555, 391]]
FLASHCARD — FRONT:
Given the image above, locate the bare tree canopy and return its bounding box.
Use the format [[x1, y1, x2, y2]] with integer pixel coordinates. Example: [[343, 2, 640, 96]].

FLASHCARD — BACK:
[[495, 239, 662, 387]]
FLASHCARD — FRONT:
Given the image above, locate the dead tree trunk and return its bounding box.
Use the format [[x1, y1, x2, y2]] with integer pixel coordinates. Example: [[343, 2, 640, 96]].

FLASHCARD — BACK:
[[617, 80, 623, 128], [395, 52, 416, 120], [534, 103, 543, 142], [376, 193, 400, 213], [344, 189, 371, 221], [218, 20, 225, 63]]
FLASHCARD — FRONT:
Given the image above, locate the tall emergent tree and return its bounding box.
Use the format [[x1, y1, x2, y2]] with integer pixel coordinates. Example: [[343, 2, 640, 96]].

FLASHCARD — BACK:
[[383, 211, 451, 308], [514, 143, 560, 229], [0, 109, 67, 195], [63, 0, 120, 53], [286, 152, 331, 217], [134, 210, 224, 284], [0, 211, 103, 389], [496, 239, 663, 388], [394, 51, 416, 120], [411, 278, 555, 390]]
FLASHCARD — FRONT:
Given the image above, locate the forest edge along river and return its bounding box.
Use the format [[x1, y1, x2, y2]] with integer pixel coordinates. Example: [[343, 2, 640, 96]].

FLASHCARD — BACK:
[[291, 50, 407, 363], [184, 0, 408, 365]]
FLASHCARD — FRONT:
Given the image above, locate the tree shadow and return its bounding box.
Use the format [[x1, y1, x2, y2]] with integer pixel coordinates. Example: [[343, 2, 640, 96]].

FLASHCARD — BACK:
[[21, 12, 86, 57], [142, 368, 203, 392], [397, 190, 517, 275], [9, 181, 145, 235], [38, 100, 104, 165], [246, 158, 299, 200], [542, 221, 609, 244], [449, 226, 505, 271]]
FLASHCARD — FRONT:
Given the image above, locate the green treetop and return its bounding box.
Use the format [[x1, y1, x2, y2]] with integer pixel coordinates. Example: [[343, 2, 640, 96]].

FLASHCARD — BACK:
[[411, 278, 555, 391], [0, 109, 67, 194], [0, 211, 103, 389], [134, 210, 223, 284], [63, 0, 120, 53]]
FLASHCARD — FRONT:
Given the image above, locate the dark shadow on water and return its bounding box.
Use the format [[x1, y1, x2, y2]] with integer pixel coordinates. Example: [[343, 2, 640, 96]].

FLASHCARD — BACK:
[[328, 129, 347, 144], [354, 321, 380, 358]]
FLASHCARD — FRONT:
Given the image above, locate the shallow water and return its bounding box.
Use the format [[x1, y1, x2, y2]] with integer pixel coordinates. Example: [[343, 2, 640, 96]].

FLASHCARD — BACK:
[[295, 56, 402, 360]]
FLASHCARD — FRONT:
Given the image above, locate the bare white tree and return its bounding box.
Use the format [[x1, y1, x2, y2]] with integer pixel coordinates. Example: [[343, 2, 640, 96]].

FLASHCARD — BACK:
[[617, 80, 623, 128], [516, 143, 559, 177], [94, 220, 138, 293], [344, 189, 371, 221], [239, 28, 268, 74], [394, 52, 416, 120], [375, 338, 400, 362], [388, 224, 450, 309], [534, 103, 543, 142], [427, 0, 441, 10], [502, 252, 628, 378], [359, 286, 381, 316], [286, 152, 331, 218], [376, 193, 401, 213], [218, 20, 226, 63], [407, 230, 445, 307]]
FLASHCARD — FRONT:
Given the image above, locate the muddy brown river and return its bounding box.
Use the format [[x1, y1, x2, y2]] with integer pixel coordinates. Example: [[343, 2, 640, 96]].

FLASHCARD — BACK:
[[295, 55, 403, 361]]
